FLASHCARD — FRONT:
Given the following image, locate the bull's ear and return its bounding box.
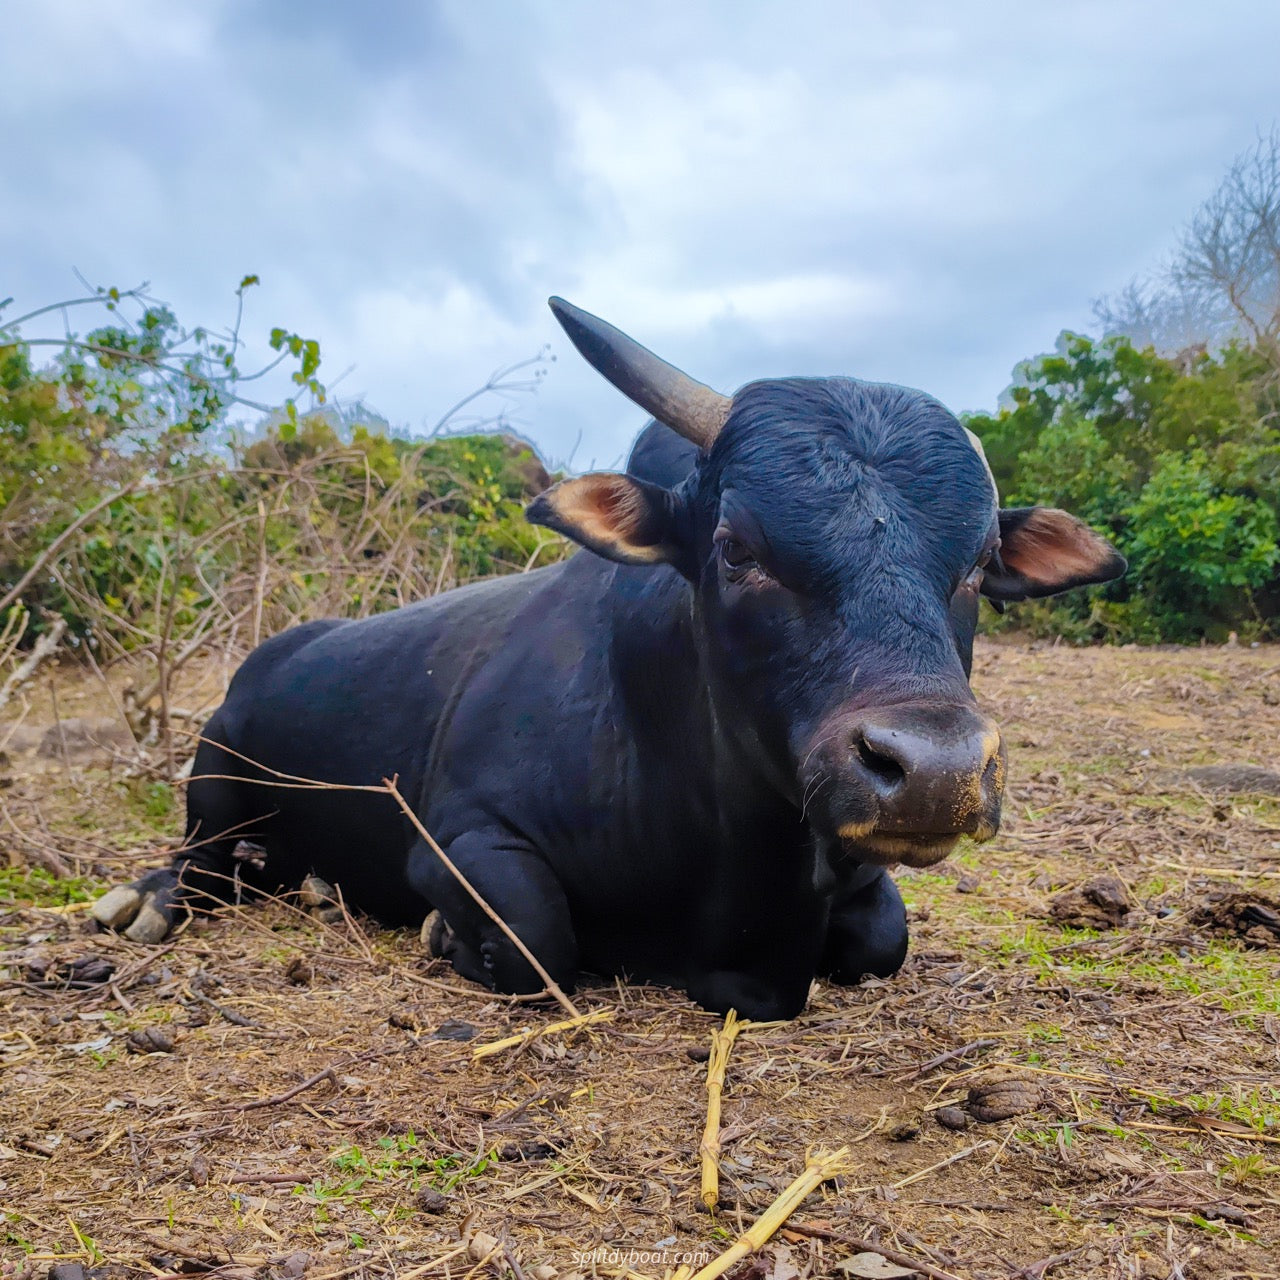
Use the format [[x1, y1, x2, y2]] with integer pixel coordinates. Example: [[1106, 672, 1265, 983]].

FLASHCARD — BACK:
[[526, 473, 683, 566], [982, 507, 1126, 602]]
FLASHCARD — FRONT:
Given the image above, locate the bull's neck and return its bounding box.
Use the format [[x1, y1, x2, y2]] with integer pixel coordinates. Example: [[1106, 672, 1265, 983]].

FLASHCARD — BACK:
[[605, 562, 799, 825]]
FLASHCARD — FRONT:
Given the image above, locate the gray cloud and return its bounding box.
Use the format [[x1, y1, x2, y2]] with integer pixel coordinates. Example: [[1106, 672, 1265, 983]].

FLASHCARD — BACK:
[[3, 0, 1278, 468]]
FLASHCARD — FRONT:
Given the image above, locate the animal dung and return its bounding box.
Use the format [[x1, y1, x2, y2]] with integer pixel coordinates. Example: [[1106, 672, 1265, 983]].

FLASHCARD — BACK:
[[966, 1070, 1042, 1122]]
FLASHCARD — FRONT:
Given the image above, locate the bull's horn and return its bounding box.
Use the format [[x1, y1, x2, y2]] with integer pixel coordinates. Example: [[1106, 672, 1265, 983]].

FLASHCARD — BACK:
[[549, 297, 731, 450], [965, 426, 998, 502]]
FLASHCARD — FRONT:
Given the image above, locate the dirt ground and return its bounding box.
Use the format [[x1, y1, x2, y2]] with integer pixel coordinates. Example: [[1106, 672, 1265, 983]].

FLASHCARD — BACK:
[[2, 639, 1279, 1280]]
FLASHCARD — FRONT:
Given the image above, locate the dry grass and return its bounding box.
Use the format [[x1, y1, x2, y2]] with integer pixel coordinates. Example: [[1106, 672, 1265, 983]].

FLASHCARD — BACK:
[[2, 639, 1280, 1280]]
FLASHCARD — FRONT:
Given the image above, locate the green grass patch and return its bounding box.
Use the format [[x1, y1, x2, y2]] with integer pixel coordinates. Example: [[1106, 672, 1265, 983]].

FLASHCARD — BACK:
[[0, 864, 96, 907], [987, 923, 1280, 1017], [302, 1131, 498, 1218]]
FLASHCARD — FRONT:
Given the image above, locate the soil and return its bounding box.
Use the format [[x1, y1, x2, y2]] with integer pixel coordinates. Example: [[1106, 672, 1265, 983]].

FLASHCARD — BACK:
[[1, 639, 1279, 1280]]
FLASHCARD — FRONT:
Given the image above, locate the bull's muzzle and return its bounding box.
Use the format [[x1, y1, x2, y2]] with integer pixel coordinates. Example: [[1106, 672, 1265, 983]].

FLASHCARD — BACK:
[[803, 702, 1006, 867]]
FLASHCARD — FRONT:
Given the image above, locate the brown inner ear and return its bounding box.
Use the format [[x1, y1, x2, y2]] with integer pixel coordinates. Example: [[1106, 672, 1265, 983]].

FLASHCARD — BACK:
[[566, 474, 649, 547], [1001, 508, 1110, 586]]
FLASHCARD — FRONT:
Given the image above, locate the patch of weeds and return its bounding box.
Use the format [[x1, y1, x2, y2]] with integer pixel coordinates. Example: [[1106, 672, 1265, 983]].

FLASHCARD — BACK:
[[1151, 1085, 1280, 1133], [1022, 1022, 1067, 1045], [1219, 1152, 1280, 1186], [0, 865, 97, 907], [122, 777, 176, 822], [1015, 1122, 1078, 1152], [304, 1132, 497, 1214], [3, 1214, 35, 1253], [986, 923, 1280, 1017], [1183, 1213, 1258, 1243]]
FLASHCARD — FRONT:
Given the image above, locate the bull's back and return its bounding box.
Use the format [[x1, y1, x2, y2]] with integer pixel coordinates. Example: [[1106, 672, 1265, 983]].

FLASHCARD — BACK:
[[191, 567, 563, 921]]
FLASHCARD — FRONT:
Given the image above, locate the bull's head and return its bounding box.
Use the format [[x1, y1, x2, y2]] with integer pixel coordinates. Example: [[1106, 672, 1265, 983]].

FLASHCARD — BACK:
[[529, 299, 1125, 868]]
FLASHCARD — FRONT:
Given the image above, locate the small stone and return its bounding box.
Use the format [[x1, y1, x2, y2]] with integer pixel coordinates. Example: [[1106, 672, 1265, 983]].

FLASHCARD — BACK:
[[126, 1027, 175, 1055], [285, 957, 314, 986], [48, 1265, 88, 1280], [834, 1255, 918, 1278], [686, 1044, 711, 1063], [190, 1153, 209, 1186], [499, 1139, 556, 1161], [431, 1019, 478, 1041], [934, 1106, 971, 1131], [416, 1187, 448, 1214], [531, 1267, 558, 1280], [955, 872, 981, 894], [278, 1250, 311, 1278]]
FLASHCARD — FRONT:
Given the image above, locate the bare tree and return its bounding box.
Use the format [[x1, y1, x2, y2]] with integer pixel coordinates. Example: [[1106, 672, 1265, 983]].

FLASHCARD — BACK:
[[1094, 127, 1280, 357], [1175, 128, 1280, 348]]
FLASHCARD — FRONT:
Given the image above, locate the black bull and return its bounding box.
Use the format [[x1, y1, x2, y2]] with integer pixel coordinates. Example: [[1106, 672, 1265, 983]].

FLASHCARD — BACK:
[[93, 299, 1125, 1019]]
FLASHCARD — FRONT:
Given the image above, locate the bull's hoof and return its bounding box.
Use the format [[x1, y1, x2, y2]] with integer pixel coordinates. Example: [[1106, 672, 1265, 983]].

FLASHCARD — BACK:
[[421, 909, 455, 958], [124, 897, 175, 943], [90, 870, 183, 943], [89, 885, 143, 930]]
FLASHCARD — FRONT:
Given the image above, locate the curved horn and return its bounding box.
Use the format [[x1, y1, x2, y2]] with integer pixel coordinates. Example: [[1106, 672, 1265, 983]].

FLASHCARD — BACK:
[[964, 426, 998, 503], [549, 297, 731, 450]]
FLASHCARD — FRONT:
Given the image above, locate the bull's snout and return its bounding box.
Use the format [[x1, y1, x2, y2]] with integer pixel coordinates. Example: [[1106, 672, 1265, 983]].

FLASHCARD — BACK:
[[803, 702, 1006, 867]]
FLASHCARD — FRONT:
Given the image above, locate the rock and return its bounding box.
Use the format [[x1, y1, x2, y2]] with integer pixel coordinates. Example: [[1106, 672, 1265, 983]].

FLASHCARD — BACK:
[[499, 1139, 556, 1161], [277, 1251, 311, 1278], [955, 872, 981, 894], [966, 1071, 1042, 1122], [285, 957, 314, 986], [431, 1019, 478, 1041], [686, 1044, 711, 1063], [934, 1106, 971, 1131], [416, 1187, 448, 1213], [1047, 875, 1131, 929], [834, 1255, 919, 1278], [126, 1027, 175, 1055], [1183, 764, 1280, 797], [37, 718, 133, 760], [189, 1153, 209, 1186]]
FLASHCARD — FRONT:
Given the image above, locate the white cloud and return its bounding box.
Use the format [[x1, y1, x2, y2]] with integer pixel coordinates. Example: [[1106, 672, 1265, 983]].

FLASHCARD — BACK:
[[3, 0, 1279, 467]]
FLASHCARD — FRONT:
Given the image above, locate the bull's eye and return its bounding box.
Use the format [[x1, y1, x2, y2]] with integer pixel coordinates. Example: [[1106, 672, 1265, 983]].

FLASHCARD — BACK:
[[719, 538, 753, 571]]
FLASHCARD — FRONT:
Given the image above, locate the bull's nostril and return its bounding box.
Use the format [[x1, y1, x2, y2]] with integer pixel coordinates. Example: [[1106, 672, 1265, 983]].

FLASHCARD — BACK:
[[983, 752, 1000, 788], [854, 736, 905, 788]]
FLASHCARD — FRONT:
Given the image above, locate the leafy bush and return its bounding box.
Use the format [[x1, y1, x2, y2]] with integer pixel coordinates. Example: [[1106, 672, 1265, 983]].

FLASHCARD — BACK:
[[0, 282, 562, 749], [966, 333, 1280, 642]]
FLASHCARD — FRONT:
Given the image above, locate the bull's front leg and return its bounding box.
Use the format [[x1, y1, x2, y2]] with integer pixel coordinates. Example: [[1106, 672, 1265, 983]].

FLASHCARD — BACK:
[[685, 865, 828, 1020], [408, 831, 580, 997], [819, 862, 909, 985]]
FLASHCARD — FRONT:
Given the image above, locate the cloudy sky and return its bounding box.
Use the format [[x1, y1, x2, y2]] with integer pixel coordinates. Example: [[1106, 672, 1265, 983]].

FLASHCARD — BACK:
[[3, 1, 1278, 469]]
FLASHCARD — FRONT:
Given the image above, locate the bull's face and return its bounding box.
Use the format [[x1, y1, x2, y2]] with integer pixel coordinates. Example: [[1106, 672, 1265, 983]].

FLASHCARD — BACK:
[[529, 300, 1125, 868]]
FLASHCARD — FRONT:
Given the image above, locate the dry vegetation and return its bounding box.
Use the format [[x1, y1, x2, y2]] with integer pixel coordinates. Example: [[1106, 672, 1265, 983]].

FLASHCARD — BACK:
[[2, 640, 1279, 1280]]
